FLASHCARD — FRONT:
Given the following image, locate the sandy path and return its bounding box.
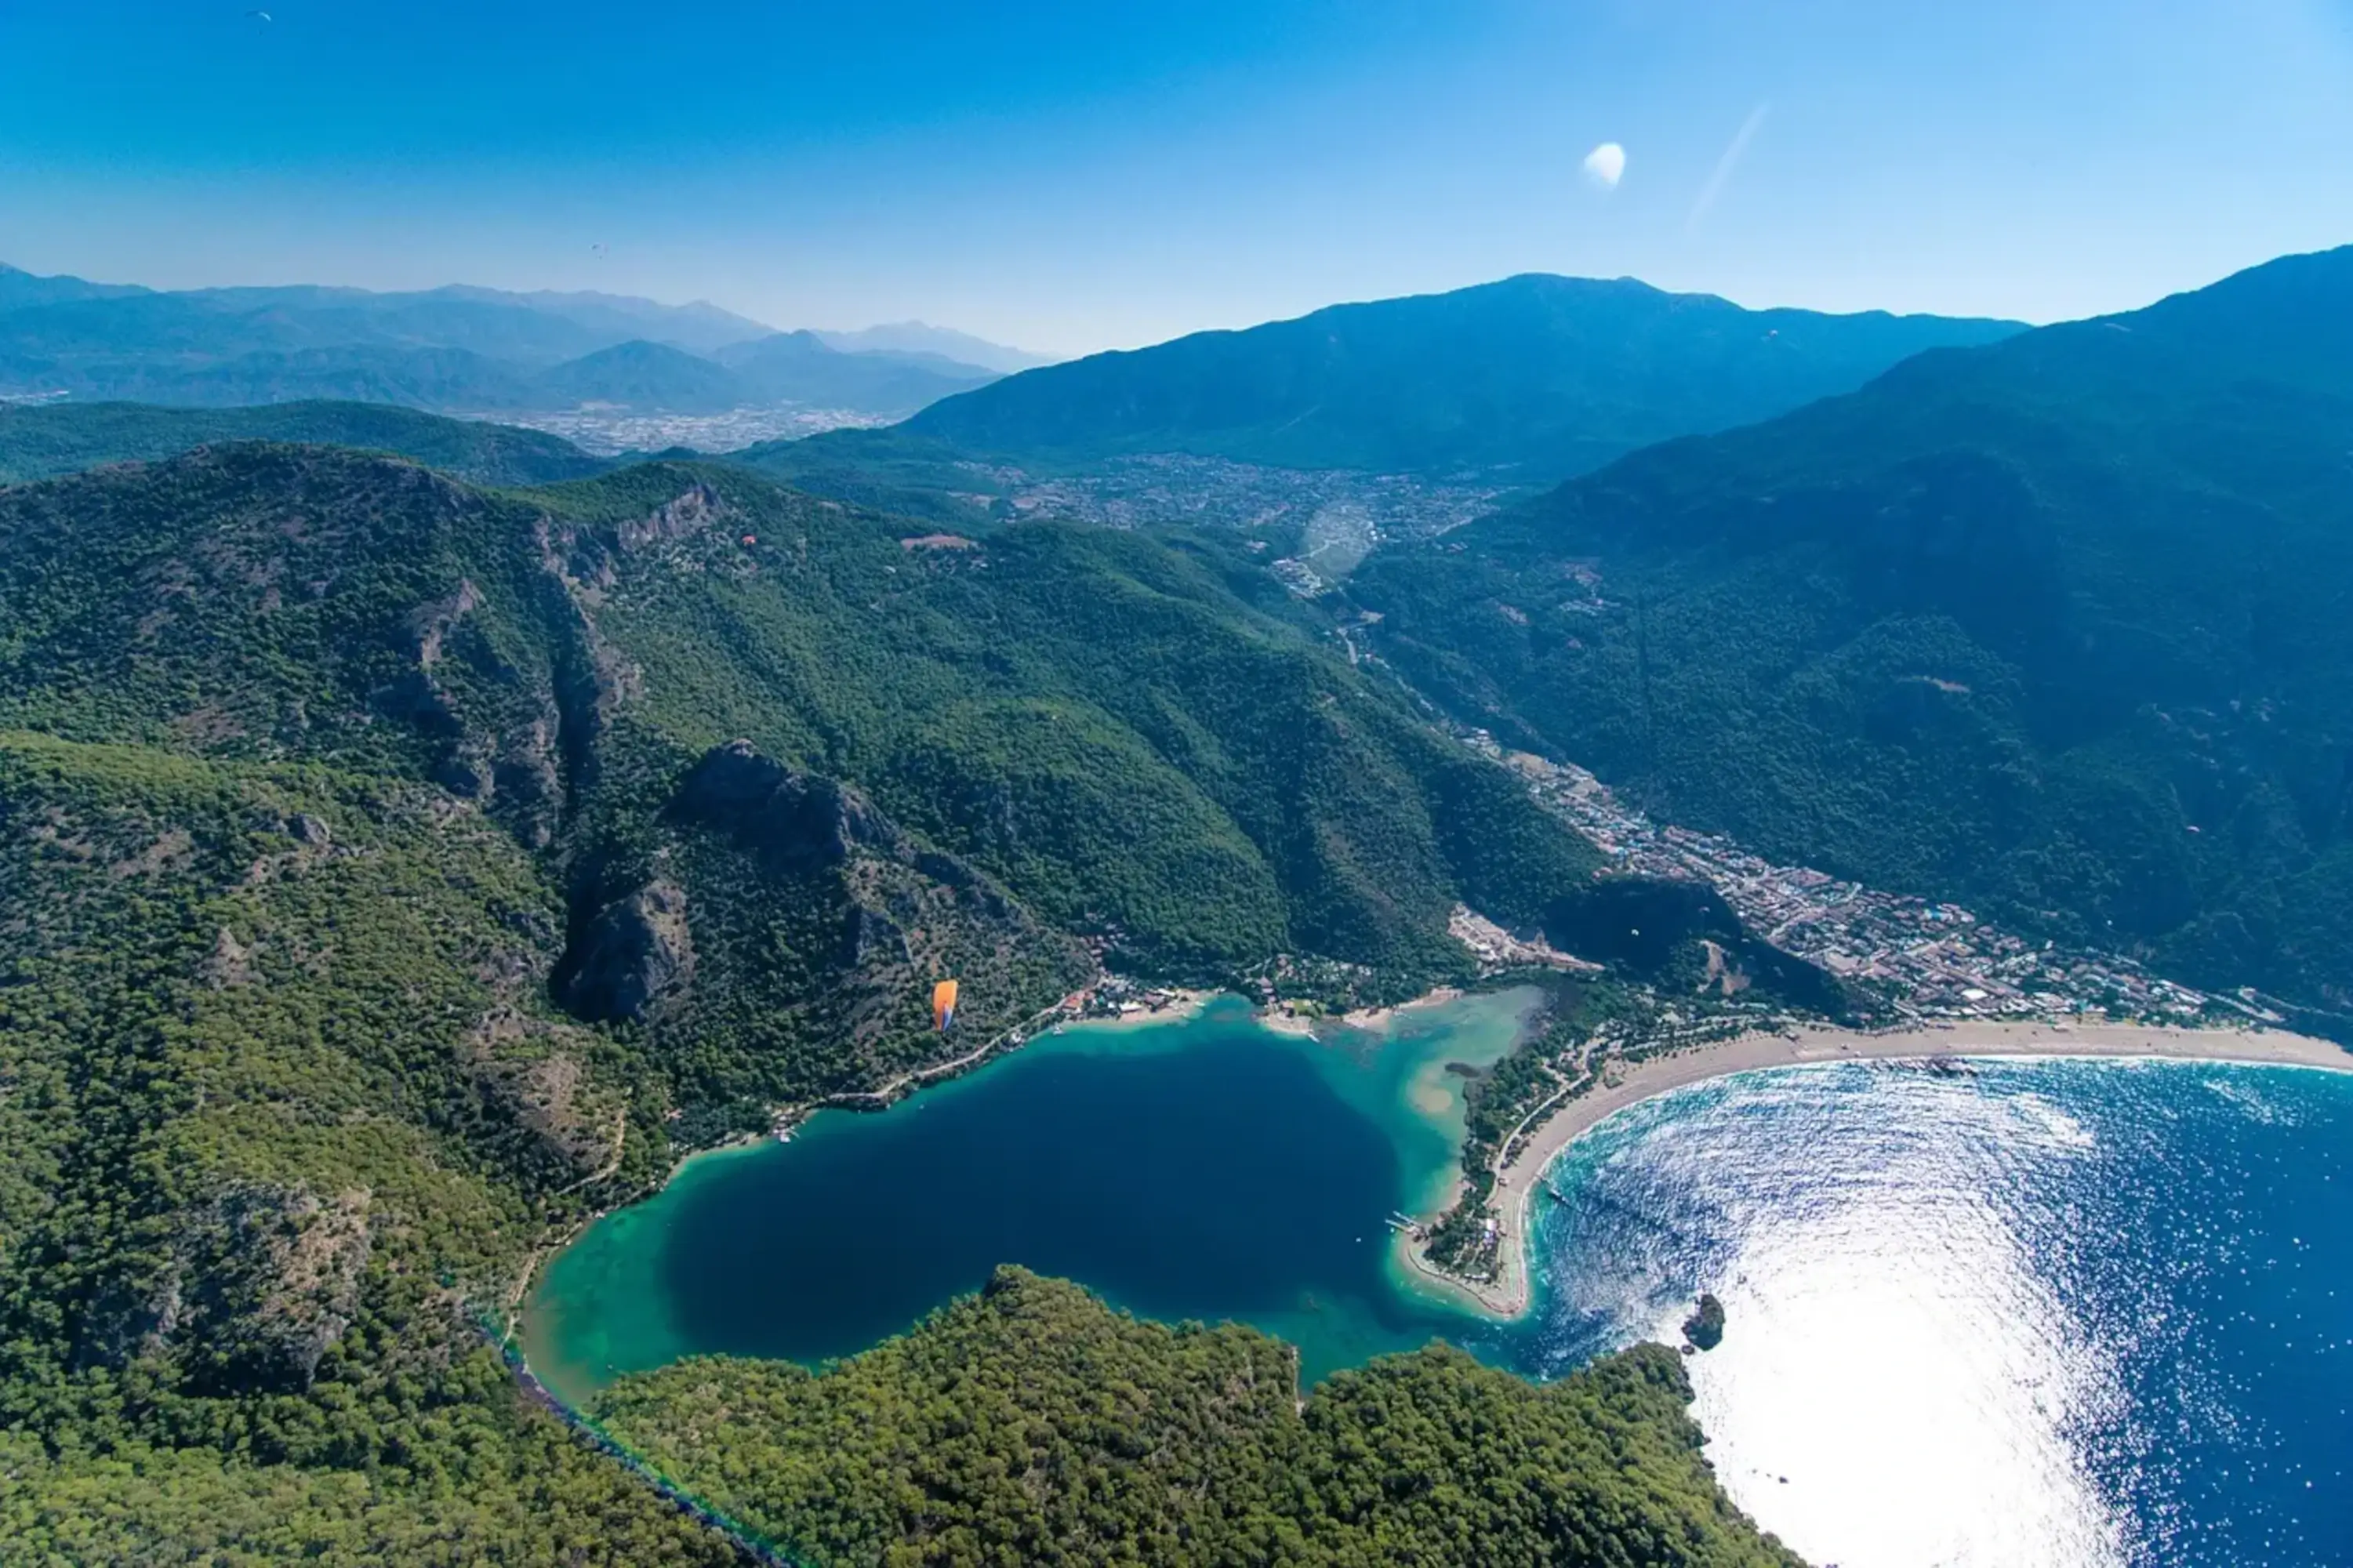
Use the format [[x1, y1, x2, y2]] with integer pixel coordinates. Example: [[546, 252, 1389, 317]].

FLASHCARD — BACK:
[[1406, 1019, 2352, 1320]]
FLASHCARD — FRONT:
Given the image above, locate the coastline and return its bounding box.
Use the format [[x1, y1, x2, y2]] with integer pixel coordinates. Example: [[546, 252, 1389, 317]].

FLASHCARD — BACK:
[[1058, 987, 1221, 1034], [1409, 1018, 2353, 1321]]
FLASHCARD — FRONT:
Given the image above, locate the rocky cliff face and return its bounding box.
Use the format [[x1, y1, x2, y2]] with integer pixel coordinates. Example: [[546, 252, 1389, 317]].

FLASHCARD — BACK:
[[670, 738, 898, 869], [552, 739, 1091, 1087], [555, 880, 696, 1024]]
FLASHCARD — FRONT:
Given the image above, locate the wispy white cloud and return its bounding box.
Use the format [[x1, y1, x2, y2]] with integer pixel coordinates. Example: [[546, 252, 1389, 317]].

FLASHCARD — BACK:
[[1686, 103, 1769, 232]]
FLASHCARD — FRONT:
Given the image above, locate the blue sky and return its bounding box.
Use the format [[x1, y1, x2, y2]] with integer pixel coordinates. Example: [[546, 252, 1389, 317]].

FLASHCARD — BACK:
[[2, 1, 2349, 354]]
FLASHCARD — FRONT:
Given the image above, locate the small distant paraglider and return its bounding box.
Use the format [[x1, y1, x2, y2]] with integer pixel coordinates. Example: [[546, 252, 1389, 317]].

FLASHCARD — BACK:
[[245, 8, 272, 21], [590, 242, 608, 260], [931, 979, 960, 1033], [1581, 142, 1626, 192], [741, 534, 757, 546]]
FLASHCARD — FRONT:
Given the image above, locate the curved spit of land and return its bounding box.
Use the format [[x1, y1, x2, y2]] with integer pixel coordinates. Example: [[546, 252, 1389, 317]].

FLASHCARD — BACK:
[[1405, 1018, 2353, 1320]]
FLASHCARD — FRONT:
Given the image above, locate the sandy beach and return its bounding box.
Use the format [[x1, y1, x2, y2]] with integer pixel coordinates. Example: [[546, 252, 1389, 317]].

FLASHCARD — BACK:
[[1065, 987, 1221, 1033], [1405, 1018, 2353, 1320]]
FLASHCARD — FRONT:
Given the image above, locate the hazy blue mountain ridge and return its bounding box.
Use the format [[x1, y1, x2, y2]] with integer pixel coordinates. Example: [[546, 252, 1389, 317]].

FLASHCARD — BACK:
[[718, 329, 1000, 412], [814, 319, 1055, 372], [0, 266, 999, 417], [904, 273, 2023, 481]]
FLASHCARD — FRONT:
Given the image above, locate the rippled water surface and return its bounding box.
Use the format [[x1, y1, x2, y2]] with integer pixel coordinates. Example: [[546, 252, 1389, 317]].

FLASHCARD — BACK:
[[1517, 1058, 2353, 1568], [529, 1016, 2353, 1566]]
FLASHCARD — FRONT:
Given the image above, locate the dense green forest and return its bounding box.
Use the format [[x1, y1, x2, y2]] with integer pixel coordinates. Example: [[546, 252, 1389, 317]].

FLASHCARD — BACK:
[[0, 733, 732, 1564], [0, 399, 612, 488], [0, 441, 1783, 1562], [597, 1267, 1799, 1568], [899, 274, 2016, 481], [1351, 245, 2353, 1024]]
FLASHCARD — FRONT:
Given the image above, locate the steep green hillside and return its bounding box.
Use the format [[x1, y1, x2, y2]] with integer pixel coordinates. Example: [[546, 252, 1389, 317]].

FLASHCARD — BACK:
[[0, 399, 609, 487], [1352, 245, 2353, 1021], [904, 274, 2019, 481], [0, 443, 1771, 1563], [597, 1268, 1800, 1568], [0, 732, 736, 1564]]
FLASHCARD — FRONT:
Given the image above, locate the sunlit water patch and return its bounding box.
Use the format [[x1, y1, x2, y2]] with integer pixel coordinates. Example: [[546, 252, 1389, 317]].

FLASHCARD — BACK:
[[1518, 1058, 2353, 1568]]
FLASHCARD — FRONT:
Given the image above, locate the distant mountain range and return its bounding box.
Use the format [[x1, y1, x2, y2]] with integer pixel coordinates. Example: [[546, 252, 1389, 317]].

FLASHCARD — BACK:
[[1350, 244, 2353, 1026], [814, 321, 1058, 374], [902, 274, 2024, 481], [0, 265, 1026, 419]]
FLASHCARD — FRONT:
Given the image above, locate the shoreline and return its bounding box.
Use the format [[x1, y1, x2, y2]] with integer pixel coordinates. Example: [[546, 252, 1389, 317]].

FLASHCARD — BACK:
[[1057, 987, 1222, 1034], [1408, 1018, 2353, 1321]]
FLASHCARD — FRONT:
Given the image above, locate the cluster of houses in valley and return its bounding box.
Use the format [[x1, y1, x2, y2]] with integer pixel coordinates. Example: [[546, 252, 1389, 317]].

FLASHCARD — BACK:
[[1463, 732, 2282, 1030]]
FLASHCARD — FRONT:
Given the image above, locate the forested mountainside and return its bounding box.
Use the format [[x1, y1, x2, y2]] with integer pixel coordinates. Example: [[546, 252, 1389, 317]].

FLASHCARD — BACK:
[[0, 400, 611, 488], [902, 274, 2020, 481], [1350, 245, 2353, 1024], [597, 1268, 1800, 1568], [0, 442, 1789, 1563]]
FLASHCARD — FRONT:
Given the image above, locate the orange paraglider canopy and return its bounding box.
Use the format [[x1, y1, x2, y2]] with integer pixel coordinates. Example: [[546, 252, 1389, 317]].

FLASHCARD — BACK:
[[931, 978, 959, 1031]]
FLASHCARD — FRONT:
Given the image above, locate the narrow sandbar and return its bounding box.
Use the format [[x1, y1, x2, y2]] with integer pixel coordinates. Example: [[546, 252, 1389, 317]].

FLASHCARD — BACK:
[[1407, 1019, 2353, 1321]]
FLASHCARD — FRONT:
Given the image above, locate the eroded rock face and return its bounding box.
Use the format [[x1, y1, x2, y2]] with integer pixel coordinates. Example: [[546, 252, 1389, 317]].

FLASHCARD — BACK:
[[198, 926, 257, 989], [74, 1182, 372, 1395], [603, 739, 1095, 1065], [615, 483, 725, 554], [463, 1007, 623, 1178], [556, 880, 695, 1023]]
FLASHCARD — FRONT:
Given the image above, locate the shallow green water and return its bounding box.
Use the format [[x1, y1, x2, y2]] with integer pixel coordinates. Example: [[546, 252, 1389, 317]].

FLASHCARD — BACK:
[[523, 989, 1534, 1407]]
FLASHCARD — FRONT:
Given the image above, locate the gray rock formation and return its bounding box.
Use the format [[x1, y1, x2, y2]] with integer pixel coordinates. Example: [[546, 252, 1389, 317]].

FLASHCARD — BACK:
[[556, 879, 695, 1023]]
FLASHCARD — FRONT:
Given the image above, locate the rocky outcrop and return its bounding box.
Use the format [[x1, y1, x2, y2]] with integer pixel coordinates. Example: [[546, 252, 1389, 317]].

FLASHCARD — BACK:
[[409, 578, 482, 669], [616, 483, 726, 554], [489, 714, 563, 850], [460, 1006, 624, 1176], [555, 880, 695, 1024], [647, 739, 1094, 1060], [198, 926, 256, 989], [1681, 1292, 1727, 1352], [74, 1181, 372, 1395], [670, 739, 899, 869]]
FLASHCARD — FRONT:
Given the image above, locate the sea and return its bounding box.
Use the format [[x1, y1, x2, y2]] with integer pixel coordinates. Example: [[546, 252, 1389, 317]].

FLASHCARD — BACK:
[[525, 1000, 2353, 1568]]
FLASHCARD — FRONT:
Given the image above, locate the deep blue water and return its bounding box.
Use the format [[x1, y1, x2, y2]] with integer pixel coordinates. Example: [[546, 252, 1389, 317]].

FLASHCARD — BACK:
[[654, 1035, 1438, 1356], [1516, 1058, 2353, 1568], [529, 1011, 2353, 1567], [523, 995, 1524, 1405]]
